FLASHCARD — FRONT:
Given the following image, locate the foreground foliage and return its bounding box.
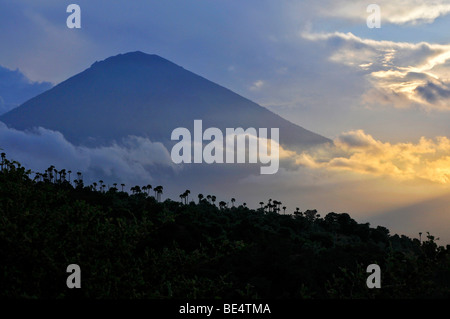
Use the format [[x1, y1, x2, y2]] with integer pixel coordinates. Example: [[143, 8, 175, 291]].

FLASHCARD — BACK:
[[0, 156, 449, 299]]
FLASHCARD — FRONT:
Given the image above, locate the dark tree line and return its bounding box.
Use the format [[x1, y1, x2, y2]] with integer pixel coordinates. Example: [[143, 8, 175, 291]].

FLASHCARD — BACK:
[[0, 153, 449, 299]]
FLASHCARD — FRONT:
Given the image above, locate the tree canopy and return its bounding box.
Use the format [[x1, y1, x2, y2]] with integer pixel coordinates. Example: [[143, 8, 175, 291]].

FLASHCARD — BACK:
[[0, 154, 449, 298]]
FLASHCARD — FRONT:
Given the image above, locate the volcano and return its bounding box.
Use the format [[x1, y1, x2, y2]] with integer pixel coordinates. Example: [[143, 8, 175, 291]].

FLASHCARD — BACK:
[[0, 51, 329, 149]]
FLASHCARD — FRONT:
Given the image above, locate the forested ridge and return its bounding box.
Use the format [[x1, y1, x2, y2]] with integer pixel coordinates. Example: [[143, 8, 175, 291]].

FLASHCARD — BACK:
[[0, 153, 449, 299]]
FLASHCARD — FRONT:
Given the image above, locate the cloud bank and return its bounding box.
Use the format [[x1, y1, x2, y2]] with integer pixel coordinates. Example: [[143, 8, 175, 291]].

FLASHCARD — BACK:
[[0, 122, 175, 186]]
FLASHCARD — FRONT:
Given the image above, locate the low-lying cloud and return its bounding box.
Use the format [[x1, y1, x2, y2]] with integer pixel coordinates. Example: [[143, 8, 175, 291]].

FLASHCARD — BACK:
[[0, 122, 175, 186]]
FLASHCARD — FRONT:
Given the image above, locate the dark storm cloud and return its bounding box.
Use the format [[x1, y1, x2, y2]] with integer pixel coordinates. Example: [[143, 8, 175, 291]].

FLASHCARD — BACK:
[[415, 81, 450, 104]]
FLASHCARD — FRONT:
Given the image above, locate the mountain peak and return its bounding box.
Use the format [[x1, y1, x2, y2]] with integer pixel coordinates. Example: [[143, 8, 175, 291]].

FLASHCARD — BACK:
[[0, 52, 330, 148], [90, 51, 178, 69]]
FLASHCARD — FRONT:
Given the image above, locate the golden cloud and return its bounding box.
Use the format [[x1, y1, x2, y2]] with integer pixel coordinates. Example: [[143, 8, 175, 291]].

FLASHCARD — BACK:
[[293, 130, 450, 184], [320, 0, 450, 25]]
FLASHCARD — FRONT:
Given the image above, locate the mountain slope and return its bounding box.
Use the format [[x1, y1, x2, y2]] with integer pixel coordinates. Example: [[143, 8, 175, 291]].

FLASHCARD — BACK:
[[0, 51, 330, 148]]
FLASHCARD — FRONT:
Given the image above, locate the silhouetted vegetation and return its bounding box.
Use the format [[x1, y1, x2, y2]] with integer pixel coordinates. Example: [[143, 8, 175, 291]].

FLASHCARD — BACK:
[[0, 154, 449, 299]]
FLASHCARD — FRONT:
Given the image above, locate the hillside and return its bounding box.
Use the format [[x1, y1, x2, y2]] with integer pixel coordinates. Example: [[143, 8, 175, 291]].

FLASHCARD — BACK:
[[0, 154, 449, 299]]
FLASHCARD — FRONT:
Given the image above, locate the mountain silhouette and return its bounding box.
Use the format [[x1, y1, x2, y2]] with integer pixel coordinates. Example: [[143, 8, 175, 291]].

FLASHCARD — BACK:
[[0, 51, 330, 148]]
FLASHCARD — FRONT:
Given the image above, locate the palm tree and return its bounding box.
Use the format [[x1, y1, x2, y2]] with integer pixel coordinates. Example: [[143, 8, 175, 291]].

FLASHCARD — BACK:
[[154, 186, 163, 202], [93, 182, 97, 191], [133, 185, 141, 194], [211, 195, 216, 206], [282, 206, 286, 214], [68, 170, 72, 183], [198, 193, 204, 203], [231, 198, 236, 207], [185, 190, 191, 204], [272, 200, 278, 213], [206, 195, 212, 203], [121, 183, 125, 192], [0, 152, 5, 171], [181, 190, 190, 204], [219, 201, 227, 209], [419, 232, 423, 243], [272, 200, 281, 213], [33, 172, 41, 182], [53, 169, 58, 183], [46, 165, 55, 182], [113, 183, 118, 191], [60, 169, 66, 182], [73, 171, 83, 188], [158, 186, 163, 202], [146, 184, 152, 195]]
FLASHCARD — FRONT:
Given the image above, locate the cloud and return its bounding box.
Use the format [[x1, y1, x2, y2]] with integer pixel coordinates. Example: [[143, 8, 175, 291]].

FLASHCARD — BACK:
[[303, 31, 450, 111], [415, 80, 450, 103], [250, 80, 265, 91], [1, 121, 449, 243], [0, 1, 96, 83], [237, 147, 450, 244], [0, 66, 52, 115], [0, 122, 175, 186], [319, 0, 450, 25], [0, 0, 402, 140], [292, 129, 450, 184]]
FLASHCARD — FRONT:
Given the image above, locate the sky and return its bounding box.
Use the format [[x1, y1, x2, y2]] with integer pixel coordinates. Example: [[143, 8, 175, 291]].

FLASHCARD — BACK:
[[1, 0, 450, 243]]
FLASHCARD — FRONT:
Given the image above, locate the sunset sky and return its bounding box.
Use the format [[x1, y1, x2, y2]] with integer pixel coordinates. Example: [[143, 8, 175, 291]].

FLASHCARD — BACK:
[[1, 0, 450, 243]]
